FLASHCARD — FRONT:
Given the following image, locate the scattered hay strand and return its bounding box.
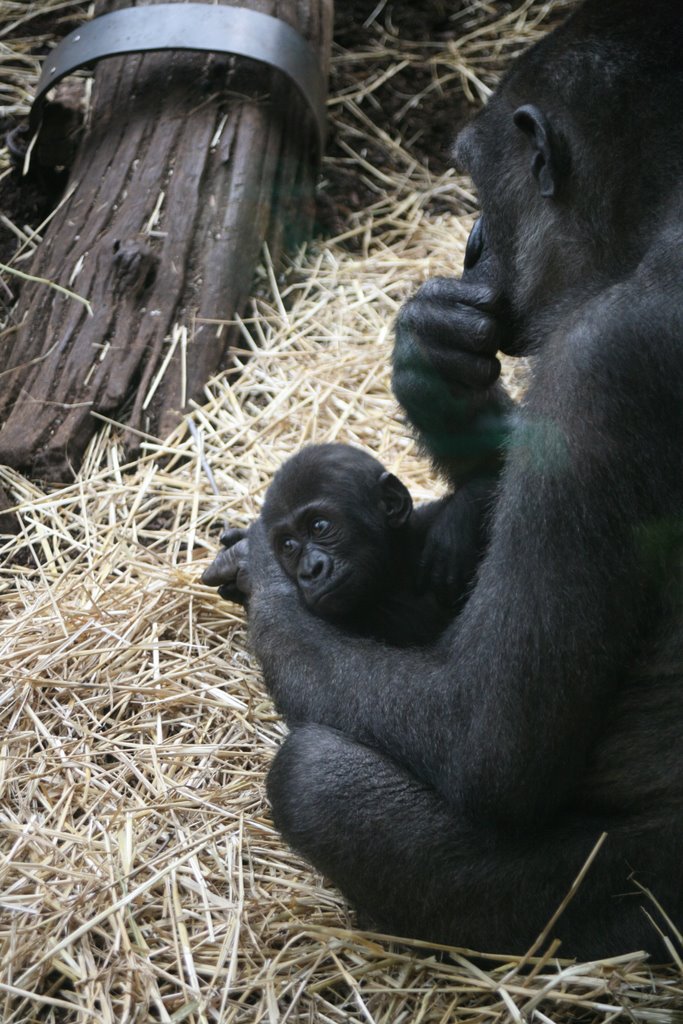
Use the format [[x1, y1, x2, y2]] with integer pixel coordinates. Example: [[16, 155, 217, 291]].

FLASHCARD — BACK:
[[0, 1, 681, 1021]]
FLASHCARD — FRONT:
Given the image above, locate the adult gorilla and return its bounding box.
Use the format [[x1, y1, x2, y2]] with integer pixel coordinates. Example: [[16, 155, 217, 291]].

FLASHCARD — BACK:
[[246, 0, 683, 959]]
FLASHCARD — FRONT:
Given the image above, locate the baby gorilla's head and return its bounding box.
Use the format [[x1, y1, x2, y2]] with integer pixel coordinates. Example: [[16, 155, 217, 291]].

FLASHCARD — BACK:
[[262, 444, 412, 622]]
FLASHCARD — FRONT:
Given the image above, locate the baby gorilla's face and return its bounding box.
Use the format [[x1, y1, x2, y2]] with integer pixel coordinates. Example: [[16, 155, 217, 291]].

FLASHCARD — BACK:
[[259, 443, 411, 623], [271, 506, 384, 621]]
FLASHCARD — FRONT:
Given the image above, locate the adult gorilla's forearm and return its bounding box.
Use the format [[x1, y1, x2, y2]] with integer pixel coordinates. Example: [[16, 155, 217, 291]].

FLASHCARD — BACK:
[[393, 297, 515, 485]]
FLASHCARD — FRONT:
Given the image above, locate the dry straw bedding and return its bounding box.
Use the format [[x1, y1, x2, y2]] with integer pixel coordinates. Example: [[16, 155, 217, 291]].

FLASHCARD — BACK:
[[0, 0, 682, 1021]]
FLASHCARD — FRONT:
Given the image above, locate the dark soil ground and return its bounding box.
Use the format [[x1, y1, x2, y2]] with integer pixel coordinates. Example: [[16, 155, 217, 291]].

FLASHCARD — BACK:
[[0, 3, 89, 268], [331, 0, 479, 173], [319, 0, 488, 230]]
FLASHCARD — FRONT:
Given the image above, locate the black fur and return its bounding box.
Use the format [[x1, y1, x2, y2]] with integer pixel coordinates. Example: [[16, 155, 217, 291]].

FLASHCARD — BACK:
[[243, 0, 683, 960], [203, 444, 459, 646]]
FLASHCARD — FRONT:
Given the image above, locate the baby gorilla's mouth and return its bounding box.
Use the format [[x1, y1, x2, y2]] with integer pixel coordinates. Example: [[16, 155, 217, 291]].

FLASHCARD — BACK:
[[305, 571, 355, 617]]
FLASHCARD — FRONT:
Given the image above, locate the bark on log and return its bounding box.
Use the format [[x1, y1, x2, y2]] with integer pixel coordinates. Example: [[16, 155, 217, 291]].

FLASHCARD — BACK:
[[0, 0, 332, 480]]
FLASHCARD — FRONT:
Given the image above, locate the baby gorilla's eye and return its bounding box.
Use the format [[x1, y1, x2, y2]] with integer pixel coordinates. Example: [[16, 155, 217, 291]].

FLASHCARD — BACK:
[[310, 517, 331, 536], [280, 537, 298, 555]]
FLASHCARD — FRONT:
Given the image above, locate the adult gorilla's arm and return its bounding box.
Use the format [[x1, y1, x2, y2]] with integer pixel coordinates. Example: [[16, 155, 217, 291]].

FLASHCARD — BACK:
[[393, 252, 515, 486], [392, 227, 518, 600], [248, 303, 663, 820]]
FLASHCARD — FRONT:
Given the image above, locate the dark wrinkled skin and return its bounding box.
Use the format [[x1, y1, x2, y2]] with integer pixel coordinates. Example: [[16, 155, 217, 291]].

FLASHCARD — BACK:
[[219, 0, 683, 960], [202, 444, 459, 647], [200, 531, 251, 604]]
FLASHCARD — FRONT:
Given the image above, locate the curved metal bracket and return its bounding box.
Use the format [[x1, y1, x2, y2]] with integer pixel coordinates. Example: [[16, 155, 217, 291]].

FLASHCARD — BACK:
[[30, 3, 327, 151]]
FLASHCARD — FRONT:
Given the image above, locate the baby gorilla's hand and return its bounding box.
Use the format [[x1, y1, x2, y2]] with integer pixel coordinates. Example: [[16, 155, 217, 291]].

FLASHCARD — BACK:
[[418, 478, 495, 609], [201, 528, 252, 605]]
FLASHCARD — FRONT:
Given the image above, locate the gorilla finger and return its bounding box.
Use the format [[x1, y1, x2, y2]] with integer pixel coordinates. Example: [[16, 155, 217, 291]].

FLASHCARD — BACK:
[[421, 304, 503, 356], [220, 526, 247, 549], [399, 299, 505, 359], [201, 547, 235, 586], [400, 290, 494, 336], [201, 538, 249, 586], [413, 276, 500, 312], [427, 349, 502, 390], [236, 563, 252, 596], [217, 583, 249, 605]]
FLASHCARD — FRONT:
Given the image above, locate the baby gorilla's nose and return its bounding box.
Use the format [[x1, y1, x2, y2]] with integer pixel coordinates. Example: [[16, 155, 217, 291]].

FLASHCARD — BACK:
[[299, 550, 331, 585]]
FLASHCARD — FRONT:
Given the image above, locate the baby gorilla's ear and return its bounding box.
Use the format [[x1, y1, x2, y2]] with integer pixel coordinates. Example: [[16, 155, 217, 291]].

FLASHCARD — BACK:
[[378, 472, 413, 528]]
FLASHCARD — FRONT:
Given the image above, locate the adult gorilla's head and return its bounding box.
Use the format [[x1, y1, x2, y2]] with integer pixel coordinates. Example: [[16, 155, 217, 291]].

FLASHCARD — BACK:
[[455, 0, 680, 349]]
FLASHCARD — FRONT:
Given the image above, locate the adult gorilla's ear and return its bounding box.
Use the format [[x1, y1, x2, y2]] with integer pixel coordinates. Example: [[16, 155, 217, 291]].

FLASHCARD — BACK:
[[378, 472, 413, 528], [513, 104, 568, 199]]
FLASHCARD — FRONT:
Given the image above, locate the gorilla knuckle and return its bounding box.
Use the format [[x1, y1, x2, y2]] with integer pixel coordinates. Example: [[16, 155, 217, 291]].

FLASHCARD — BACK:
[[414, 275, 461, 304]]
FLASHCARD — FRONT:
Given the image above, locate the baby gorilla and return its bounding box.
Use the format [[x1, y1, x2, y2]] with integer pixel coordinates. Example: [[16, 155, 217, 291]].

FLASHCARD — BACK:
[[202, 444, 455, 646]]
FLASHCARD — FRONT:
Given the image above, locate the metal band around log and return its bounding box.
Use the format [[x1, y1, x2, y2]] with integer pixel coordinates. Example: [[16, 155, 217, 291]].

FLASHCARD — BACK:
[[30, 3, 327, 150]]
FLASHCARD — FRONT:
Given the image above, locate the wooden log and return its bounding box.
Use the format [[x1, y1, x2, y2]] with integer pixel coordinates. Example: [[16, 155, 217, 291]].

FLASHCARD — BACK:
[[0, 0, 332, 480]]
